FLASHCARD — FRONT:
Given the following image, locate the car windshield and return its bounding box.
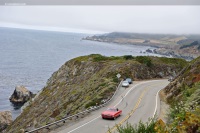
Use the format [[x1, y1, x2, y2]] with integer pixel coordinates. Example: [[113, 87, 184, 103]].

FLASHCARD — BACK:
[[107, 108, 117, 112], [123, 81, 129, 83], [126, 78, 131, 81]]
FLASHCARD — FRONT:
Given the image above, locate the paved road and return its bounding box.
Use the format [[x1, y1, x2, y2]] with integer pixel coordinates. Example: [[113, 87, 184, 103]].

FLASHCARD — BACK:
[[53, 79, 169, 133]]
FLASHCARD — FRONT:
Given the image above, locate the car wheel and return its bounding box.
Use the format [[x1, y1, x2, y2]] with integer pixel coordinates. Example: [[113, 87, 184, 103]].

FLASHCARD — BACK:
[[102, 117, 104, 119]]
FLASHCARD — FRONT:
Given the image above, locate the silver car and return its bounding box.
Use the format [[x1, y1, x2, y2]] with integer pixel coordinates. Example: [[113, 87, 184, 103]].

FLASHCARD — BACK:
[[122, 81, 129, 87]]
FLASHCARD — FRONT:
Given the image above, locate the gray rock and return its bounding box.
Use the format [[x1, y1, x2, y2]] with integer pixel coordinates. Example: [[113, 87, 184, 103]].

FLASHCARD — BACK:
[[9, 86, 33, 104], [0, 111, 12, 131], [146, 49, 153, 53]]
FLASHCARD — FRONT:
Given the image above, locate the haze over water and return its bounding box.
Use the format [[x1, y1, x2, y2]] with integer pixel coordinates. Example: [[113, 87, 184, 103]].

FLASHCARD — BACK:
[[0, 27, 156, 119]]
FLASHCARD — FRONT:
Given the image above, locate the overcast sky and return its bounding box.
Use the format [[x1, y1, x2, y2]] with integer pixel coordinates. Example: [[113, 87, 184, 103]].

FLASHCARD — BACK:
[[0, 6, 200, 34]]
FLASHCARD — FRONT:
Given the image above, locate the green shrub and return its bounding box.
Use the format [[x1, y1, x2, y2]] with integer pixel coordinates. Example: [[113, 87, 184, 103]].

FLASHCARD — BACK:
[[99, 83, 107, 87], [159, 57, 187, 67], [136, 56, 152, 67], [85, 98, 100, 108], [114, 118, 157, 133], [167, 102, 200, 133], [113, 77, 119, 83], [109, 87, 115, 90], [123, 55, 134, 60], [93, 55, 109, 62]]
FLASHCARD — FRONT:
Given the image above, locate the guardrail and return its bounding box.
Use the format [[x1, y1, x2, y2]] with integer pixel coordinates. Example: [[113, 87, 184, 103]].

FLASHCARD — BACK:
[[25, 80, 122, 133]]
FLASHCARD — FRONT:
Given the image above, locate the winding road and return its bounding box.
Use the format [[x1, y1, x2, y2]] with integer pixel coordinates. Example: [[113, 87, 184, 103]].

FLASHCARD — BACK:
[[52, 79, 169, 133]]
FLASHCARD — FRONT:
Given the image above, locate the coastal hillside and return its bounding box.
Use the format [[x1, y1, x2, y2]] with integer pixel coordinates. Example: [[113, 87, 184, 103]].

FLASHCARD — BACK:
[[5, 54, 187, 133], [161, 56, 200, 132], [84, 32, 200, 59], [164, 56, 200, 103]]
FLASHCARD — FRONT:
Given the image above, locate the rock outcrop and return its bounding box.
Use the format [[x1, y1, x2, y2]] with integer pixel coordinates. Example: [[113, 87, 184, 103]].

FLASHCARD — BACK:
[[9, 86, 33, 104], [0, 111, 12, 131]]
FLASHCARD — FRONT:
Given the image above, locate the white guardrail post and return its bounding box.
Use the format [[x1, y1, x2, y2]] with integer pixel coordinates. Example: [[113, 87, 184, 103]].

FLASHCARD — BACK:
[[25, 80, 122, 133]]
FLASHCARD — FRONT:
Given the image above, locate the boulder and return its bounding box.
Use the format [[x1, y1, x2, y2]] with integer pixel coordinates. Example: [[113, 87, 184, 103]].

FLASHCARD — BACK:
[[9, 86, 33, 104], [0, 111, 12, 131], [146, 49, 153, 53]]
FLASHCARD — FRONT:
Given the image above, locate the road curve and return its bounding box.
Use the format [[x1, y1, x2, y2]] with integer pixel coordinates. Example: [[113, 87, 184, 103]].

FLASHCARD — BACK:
[[52, 79, 169, 133]]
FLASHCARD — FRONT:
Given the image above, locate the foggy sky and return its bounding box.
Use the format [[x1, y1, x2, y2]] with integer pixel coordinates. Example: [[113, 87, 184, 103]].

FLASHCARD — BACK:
[[0, 6, 200, 34]]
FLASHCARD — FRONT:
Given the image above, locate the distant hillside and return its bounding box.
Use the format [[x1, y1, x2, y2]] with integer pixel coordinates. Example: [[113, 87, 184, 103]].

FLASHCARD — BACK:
[[180, 40, 200, 49], [96, 32, 185, 40], [160, 56, 200, 132], [84, 32, 200, 46], [84, 32, 200, 60], [84, 32, 183, 47], [5, 54, 187, 133]]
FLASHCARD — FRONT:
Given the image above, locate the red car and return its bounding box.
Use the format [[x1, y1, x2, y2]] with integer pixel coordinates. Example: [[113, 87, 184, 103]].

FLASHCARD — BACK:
[[101, 107, 122, 120]]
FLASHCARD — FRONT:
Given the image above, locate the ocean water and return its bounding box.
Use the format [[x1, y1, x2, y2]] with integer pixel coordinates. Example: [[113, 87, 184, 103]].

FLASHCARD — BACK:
[[0, 27, 156, 119]]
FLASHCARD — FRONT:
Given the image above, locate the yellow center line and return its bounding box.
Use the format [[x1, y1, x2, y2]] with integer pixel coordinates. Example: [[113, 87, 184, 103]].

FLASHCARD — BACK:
[[107, 83, 160, 133]]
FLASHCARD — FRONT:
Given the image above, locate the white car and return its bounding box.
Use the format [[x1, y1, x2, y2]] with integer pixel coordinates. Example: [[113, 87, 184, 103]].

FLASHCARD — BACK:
[[122, 81, 129, 87]]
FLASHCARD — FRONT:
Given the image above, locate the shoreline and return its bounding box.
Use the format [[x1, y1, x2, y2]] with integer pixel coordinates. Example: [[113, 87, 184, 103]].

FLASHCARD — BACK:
[[83, 38, 195, 61], [82, 38, 160, 48]]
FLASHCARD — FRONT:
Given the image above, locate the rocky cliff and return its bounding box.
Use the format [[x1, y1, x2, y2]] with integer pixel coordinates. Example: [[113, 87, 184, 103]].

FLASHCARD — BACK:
[[160, 56, 200, 132], [5, 54, 187, 133], [164, 56, 200, 103]]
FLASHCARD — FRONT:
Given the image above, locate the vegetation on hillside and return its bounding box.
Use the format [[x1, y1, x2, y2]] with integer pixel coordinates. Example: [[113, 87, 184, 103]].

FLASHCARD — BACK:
[[162, 56, 200, 132], [115, 119, 157, 133], [5, 54, 187, 133]]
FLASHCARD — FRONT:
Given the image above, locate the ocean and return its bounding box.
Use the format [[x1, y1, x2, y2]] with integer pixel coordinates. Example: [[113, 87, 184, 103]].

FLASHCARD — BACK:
[[0, 27, 156, 119]]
